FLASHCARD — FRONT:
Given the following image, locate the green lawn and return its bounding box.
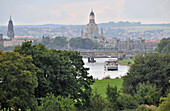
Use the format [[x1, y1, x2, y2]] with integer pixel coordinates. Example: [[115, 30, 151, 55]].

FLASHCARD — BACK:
[[118, 59, 134, 65], [91, 78, 123, 98]]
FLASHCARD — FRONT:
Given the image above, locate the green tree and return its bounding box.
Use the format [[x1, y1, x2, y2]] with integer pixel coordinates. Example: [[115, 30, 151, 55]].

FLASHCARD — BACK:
[[39, 93, 75, 111], [86, 89, 109, 111], [106, 85, 119, 110], [117, 93, 138, 110], [135, 82, 161, 105], [35, 36, 68, 49], [14, 42, 94, 109], [123, 53, 170, 97], [157, 38, 170, 53], [157, 93, 170, 111], [0, 51, 38, 111], [69, 37, 99, 49]]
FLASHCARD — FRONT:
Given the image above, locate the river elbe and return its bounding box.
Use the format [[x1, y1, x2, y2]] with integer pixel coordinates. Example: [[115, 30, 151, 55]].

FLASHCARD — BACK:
[[83, 58, 130, 80]]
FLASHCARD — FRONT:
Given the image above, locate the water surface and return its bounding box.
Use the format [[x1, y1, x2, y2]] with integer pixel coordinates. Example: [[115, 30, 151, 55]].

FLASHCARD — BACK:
[[83, 58, 130, 80]]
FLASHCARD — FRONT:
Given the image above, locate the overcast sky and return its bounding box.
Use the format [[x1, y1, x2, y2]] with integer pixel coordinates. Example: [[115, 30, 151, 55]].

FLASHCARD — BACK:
[[1, 0, 170, 25]]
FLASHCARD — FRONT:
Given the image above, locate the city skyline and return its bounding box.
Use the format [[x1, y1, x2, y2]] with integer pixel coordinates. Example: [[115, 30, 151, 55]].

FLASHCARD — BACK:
[[1, 0, 170, 25]]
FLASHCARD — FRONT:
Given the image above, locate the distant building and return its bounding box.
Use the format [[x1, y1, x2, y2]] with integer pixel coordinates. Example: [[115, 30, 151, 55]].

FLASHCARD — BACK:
[[81, 10, 104, 43], [117, 38, 145, 52], [7, 16, 15, 39], [0, 34, 3, 45]]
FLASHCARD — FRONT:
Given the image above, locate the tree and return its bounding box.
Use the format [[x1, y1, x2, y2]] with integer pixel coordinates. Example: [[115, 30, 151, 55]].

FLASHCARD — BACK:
[[135, 82, 161, 105], [157, 38, 170, 53], [106, 85, 119, 110], [123, 53, 170, 97], [39, 93, 75, 111], [35, 36, 68, 49], [0, 51, 38, 111], [14, 41, 94, 109], [69, 37, 99, 49], [157, 93, 170, 111]]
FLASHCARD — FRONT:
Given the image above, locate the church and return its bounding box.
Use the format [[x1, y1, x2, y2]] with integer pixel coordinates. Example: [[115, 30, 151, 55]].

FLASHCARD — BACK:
[[81, 10, 104, 43]]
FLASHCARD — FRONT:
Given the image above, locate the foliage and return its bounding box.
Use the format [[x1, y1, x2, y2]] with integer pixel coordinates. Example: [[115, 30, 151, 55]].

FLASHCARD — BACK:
[[135, 82, 161, 105], [34, 36, 68, 49], [123, 53, 170, 97], [39, 93, 75, 111], [14, 41, 94, 109], [157, 93, 170, 111], [118, 58, 134, 65], [117, 93, 138, 110], [106, 85, 120, 110], [0, 51, 38, 111], [91, 78, 123, 98], [85, 89, 109, 111], [157, 38, 170, 53], [69, 37, 100, 49], [137, 105, 157, 111]]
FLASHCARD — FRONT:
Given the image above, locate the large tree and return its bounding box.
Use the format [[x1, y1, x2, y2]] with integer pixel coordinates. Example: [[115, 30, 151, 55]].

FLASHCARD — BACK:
[[0, 51, 38, 111], [123, 53, 170, 96], [14, 41, 94, 109], [157, 38, 170, 53]]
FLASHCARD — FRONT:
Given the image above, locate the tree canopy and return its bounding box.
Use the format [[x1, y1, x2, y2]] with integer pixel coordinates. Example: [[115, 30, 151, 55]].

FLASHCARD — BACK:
[[14, 41, 94, 109], [123, 53, 170, 97], [0, 51, 38, 111], [69, 37, 100, 49], [157, 38, 170, 53]]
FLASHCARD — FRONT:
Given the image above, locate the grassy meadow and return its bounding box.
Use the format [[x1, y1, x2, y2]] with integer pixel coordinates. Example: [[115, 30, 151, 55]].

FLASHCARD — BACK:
[[118, 59, 134, 65], [91, 78, 123, 98]]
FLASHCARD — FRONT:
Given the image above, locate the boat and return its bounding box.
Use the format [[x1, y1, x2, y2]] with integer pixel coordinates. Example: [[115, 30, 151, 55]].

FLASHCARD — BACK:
[[104, 59, 118, 71]]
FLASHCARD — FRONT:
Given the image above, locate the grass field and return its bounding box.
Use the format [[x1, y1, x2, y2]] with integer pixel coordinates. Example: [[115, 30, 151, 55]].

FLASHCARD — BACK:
[[118, 59, 134, 66], [91, 78, 123, 98]]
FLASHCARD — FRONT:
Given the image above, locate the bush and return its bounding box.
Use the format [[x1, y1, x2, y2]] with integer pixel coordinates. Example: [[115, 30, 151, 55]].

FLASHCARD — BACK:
[[157, 93, 170, 111], [135, 82, 161, 105], [39, 93, 75, 111], [85, 89, 109, 111]]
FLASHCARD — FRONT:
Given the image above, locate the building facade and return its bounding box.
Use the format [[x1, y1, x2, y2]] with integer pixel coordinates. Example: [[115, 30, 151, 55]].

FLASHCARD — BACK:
[[7, 16, 15, 39], [117, 38, 145, 52]]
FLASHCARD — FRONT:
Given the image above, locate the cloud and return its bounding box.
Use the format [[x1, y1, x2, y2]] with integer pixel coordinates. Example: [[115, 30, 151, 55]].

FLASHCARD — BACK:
[[0, 0, 170, 25]]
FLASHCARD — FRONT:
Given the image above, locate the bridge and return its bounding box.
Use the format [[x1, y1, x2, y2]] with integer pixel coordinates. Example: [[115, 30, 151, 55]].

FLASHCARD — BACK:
[[80, 50, 146, 59]]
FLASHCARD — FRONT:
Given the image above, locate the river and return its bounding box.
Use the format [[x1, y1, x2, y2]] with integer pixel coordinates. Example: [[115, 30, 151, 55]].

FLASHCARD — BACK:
[[83, 58, 130, 80]]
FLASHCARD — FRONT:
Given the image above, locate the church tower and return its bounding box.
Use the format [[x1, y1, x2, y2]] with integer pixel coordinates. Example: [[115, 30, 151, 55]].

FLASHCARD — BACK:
[[85, 10, 100, 39], [89, 10, 95, 23], [7, 16, 15, 39]]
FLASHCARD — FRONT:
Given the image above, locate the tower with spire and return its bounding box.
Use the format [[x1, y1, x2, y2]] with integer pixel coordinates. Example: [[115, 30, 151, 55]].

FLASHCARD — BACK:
[[7, 15, 15, 39]]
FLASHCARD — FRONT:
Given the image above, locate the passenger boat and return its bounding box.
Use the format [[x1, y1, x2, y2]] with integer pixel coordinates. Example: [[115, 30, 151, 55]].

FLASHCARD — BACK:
[[104, 59, 118, 71]]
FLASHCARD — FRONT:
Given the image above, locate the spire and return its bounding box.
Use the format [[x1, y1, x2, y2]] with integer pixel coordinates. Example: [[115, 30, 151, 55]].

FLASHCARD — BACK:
[[101, 28, 104, 39], [10, 14, 12, 21], [81, 28, 84, 37]]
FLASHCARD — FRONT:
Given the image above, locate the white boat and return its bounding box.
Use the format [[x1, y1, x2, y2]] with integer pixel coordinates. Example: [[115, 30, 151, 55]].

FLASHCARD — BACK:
[[104, 59, 118, 71]]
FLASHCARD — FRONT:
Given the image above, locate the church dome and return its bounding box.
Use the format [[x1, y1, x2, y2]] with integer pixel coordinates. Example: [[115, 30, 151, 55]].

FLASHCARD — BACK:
[[90, 10, 95, 16]]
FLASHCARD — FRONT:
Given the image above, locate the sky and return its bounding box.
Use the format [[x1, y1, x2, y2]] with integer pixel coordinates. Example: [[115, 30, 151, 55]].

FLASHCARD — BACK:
[[1, 0, 170, 25]]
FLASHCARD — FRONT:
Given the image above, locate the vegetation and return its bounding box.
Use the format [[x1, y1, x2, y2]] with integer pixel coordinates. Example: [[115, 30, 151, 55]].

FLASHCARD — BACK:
[[39, 93, 75, 111], [0, 51, 38, 110], [69, 37, 100, 49], [34, 36, 68, 49], [123, 53, 170, 98], [157, 38, 170, 53], [91, 78, 123, 98], [157, 93, 170, 111], [118, 58, 134, 65], [0, 38, 170, 110]]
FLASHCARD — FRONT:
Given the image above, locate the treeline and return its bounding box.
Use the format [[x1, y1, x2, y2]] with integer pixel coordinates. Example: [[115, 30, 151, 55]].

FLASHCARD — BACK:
[[157, 38, 170, 53], [34, 36, 100, 50]]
